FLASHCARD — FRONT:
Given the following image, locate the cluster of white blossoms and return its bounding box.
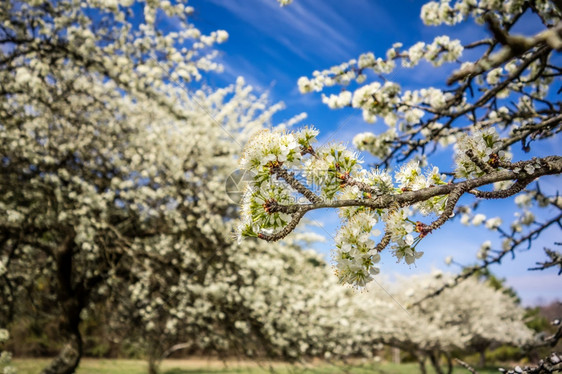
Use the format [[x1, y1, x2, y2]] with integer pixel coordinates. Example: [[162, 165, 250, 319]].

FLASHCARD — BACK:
[[237, 127, 323, 238], [477, 240, 492, 259], [420, 0, 466, 25], [385, 208, 424, 265], [419, 87, 453, 110], [421, 0, 559, 25], [460, 208, 503, 231], [306, 143, 362, 199], [296, 34, 463, 100], [238, 129, 455, 286], [239, 184, 293, 237], [352, 129, 397, 160], [297, 34, 463, 128], [454, 127, 512, 178], [334, 211, 381, 286], [239, 128, 313, 171], [321, 90, 352, 109]]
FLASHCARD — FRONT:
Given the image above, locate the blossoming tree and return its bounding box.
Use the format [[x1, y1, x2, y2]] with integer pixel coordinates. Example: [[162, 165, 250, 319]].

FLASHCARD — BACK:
[[0, 1, 300, 373], [240, 0, 562, 289], [344, 271, 533, 374]]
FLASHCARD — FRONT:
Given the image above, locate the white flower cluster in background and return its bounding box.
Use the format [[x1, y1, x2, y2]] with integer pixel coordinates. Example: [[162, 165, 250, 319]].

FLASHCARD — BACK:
[[396, 273, 534, 352], [135, 231, 533, 363], [290, 271, 534, 370]]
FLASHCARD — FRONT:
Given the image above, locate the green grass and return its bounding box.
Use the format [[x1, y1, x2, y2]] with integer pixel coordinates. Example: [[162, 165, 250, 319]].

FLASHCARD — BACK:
[[12, 358, 501, 374]]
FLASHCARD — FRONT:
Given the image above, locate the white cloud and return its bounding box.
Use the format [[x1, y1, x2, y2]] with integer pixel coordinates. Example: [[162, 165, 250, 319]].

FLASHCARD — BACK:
[[218, 54, 285, 92], [207, 0, 358, 62]]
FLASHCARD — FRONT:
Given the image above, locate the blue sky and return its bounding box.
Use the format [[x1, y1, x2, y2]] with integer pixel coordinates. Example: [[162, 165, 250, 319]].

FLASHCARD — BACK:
[[188, 0, 561, 306]]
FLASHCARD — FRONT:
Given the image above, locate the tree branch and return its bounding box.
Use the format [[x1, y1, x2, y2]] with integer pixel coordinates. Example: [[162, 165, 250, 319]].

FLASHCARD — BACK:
[[271, 165, 322, 204], [272, 156, 562, 215]]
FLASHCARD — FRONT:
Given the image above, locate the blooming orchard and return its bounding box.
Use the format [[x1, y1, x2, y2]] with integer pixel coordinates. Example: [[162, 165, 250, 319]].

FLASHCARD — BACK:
[[0, 0, 559, 373]]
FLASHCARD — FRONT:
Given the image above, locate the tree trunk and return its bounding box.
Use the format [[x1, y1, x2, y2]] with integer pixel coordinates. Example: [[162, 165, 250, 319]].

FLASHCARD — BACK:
[[148, 358, 159, 374], [40, 333, 82, 374], [147, 340, 163, 374], [41, 234, 84, 374], [392, 347, 401, 364], [410, 350, 426, 374], [417, 356, 427, 374], [445, 352, 453, 374], [429, 351, 444, 374], [478, 350, 486, 367]]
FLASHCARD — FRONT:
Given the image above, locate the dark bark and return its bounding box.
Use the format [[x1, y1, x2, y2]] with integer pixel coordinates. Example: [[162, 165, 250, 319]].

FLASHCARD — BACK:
[[40, 234, 84, 374], [445, 352, 453, 374], [478, 350, 486, 367], [409, 350, 427, 374], [39, 333, 82, 374], [429, 351, 444, 374], [147, 344, 161, 374], [417, 356, 427, 374], [148, 358, 159, 374]]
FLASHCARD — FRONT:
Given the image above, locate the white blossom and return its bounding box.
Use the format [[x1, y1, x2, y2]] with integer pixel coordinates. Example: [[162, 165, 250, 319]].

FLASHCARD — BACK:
[[485, 217, 502, 230], [472, 213, 487, 226]]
